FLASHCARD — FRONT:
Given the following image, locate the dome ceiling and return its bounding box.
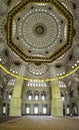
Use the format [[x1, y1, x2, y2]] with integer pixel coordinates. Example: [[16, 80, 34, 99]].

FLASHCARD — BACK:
[[7, 0, 73, 62], [0, 0, 79, 84]]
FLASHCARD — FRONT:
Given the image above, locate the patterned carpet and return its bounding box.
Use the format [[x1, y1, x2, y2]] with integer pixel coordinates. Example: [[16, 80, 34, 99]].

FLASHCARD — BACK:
[[0, 116, 79, 130]]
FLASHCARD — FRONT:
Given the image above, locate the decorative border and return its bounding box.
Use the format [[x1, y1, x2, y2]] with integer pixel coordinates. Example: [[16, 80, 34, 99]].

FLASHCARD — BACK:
[[0, 64, 79, 81], [7, 0, 73, 63]]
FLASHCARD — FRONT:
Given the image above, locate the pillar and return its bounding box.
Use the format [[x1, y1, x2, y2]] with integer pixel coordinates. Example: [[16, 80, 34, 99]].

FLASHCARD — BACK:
[[49, 65, 63, 116], [51, 80, 63, 116], [78, 100, 79, 116], [9, 65, 26, 116]]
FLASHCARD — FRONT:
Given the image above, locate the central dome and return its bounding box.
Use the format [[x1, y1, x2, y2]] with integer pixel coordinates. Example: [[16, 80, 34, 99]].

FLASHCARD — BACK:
[[7, 0, 73, 62], [33, 23, 46, 37], [21, 11, 57, 49], [35, 24, 45, 35]]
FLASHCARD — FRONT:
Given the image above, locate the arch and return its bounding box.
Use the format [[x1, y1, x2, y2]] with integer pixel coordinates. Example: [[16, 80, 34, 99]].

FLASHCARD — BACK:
[[8, 89, 13, 99], [27, 90, 33, 100], [34, 90, 39, 100], [60, 91, 65, 101], [34, 90, 39, 94], [41, 91, 46, 100]]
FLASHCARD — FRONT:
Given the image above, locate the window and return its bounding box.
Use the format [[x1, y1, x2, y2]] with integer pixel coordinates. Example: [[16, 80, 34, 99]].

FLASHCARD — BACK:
[[26, 107, 30, 114], [43, 107, 47, 114], [42, 95, 45, 100], [3, 103, 6, 114], [3, 107, 6, 114], [34, 104, 39, 114], [61, 92, 65, 101], [61, 96, 65, 101], [41, 91, 46, 100], [34, 107, 38, 114], [27, 90, 32, 100], [35, 94, 39, 100], [42, 105, 47, 114], [26, 104, 30, 114], [8, 90, 13, 99], [34, 91, 39, 100], [27, 80, 47, 87], [28, 94, 32, 100], [9, 94, 12, 99], [67, 105, 70, 114], [67, 108, 69, 114]]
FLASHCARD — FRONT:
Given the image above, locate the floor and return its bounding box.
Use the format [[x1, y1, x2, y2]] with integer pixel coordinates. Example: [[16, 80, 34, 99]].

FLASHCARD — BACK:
[[0, 116, 79, 130]]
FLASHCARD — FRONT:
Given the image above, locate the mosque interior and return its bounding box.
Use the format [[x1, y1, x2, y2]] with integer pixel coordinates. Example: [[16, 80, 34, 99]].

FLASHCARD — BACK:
[[0, 0, 79, 117]]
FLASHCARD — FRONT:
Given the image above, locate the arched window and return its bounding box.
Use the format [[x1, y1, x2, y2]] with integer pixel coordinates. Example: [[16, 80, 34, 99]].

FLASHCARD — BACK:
[[67, 104, 70, 115], [34, 90, 39, 100], [8, 90, 13, 99], [26, 104, 30, 114], [3, 103, 6, 114], [27, 90, 32, 100], [42, 104, 47, 114], [41, 91, 46, 100], [34, 104, 39, 114], [61, 91, 65, 101]]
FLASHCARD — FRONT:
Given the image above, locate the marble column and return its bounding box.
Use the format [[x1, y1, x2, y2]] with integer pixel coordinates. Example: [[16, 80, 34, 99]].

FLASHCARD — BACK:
[[9, 65, 26, 116], [49, 65, 63, 116]]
